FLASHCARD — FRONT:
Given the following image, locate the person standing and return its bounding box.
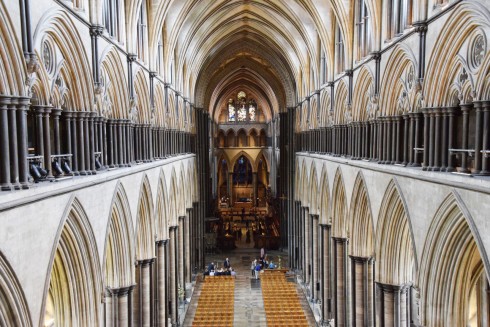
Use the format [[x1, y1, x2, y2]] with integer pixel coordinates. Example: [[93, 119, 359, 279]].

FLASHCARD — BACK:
[[224, 258, 231, 269]]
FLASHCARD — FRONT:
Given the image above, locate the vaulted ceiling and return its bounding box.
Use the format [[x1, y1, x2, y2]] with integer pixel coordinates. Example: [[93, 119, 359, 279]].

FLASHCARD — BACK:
[[157, 0, 340, 122]]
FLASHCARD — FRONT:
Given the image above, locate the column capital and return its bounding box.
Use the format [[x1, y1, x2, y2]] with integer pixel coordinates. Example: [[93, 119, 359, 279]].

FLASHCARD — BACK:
[[106, 284, 135, 296], [137, 258, 156, 267], [375, 281, 410, 293], [348, 255, 371, 263], [31, 105, 45, 114], [332, 236, 348, 244], [51, 108, 62, 117], [89, 25, 104, 37], [156, 239, 169, 246]]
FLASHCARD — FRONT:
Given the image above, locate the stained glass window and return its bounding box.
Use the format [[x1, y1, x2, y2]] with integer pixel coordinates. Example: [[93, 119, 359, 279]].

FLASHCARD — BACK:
[[238, 104, 247, 121], [249, 100, 256, 121], [228, 99, 235, 122]]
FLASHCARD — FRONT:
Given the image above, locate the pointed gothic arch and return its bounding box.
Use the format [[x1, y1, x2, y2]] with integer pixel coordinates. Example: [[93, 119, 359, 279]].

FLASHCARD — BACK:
[[348, 172, 374, 257], [376, 179, 417, 285], [419, 192, 490, 327], [41, 197, 102, 327], [0, 1, 27, 96], [352, 66, 374, 121], [100, 46, 130, 119], [0, 252, 32, 327], [135, 175, 156, 260], [332, 168, 348, 238], [33, 9, 94, 111], [104, 183, 135, 289], [318, 165, 331, 225], [308, 165, 319, 215], [334, 79, 349, 124], [379, 44, 418, 115], [155, 171, 169, 241]]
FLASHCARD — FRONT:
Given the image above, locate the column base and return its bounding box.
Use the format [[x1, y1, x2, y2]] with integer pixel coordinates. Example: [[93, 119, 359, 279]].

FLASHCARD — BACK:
[[20, 182, 29, 190], [79, 170, 88, 176], [1, 183, 12, 191], [446, 167, 456, 173]]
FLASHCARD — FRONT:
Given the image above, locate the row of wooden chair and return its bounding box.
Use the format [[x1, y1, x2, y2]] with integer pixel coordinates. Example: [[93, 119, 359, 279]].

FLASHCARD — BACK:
[[261, 271, 309, 327], [193, 276, 235, 327]]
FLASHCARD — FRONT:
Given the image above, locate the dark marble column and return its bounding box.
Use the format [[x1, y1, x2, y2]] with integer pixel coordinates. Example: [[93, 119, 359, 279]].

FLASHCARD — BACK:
[[77, 112, 87, 175], [71, 113, 80, 174], [88, 112, 96, 173], [441, 108, 449, 171], [391, 116, 402, 165], [0, 97, 12, 190], [422, 109, 430, 170], [446, 107, 457, 172], [460, 104, 472, 174], [377, 118, 384, 163], [413, 112, 423, 167], [52, 108, 62, 155], [481, 101, 490, 174], [83, 112, 91, 174], [408, 113, 415, 166], [102, 117, 108, 167], [63, 112, 73, 169], [474, 101, 483, 174], [33, 105, 45, 166], [402, 114, 409, 166], [17, 97, 30, 188], [432, 108, 442, 171], [107, 120, 115, 168], [383, 117, 390, 164], [7, 98, 19, 188], [117, 120, 124, 167], [43, 106, 53, 179]]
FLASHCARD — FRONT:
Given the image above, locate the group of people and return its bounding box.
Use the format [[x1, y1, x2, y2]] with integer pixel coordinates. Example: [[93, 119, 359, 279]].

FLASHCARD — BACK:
[[203, 258, 236, 277], [251, 251, 277, 279]]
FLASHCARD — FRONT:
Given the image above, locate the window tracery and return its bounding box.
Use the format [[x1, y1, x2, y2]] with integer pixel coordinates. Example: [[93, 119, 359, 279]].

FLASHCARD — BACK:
[[227, 92, 259, 123]]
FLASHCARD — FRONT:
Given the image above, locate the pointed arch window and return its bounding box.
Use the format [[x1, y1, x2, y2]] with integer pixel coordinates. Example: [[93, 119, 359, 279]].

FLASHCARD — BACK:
[[237, 93, 247, 122], [388, 0, 413, 39], [356, 0, 371, 60], [103, 0, 121, 40], [249, 100, 256, 121], [335, 23, 345, 74], [228, 99, 236, 122], [136, 1, 148, 62]]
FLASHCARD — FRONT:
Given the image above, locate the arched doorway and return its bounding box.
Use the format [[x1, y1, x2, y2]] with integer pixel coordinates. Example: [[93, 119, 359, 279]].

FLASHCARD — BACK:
[[232, 155, 253, 204]]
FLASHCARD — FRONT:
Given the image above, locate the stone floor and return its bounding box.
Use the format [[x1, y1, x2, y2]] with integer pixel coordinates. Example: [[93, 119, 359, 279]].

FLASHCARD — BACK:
[[182, 231, 317, 326]]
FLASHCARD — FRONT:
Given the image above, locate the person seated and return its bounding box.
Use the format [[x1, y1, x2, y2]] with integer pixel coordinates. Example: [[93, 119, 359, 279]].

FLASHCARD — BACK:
[[231, 268, 236, 277], [208, 262, 215, 272], [268, 261, 276, 269]]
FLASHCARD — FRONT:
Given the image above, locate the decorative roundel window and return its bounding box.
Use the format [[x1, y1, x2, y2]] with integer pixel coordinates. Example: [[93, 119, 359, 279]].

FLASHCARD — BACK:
[[42, 40, 55, 75], [469, 34, 486, 71]]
